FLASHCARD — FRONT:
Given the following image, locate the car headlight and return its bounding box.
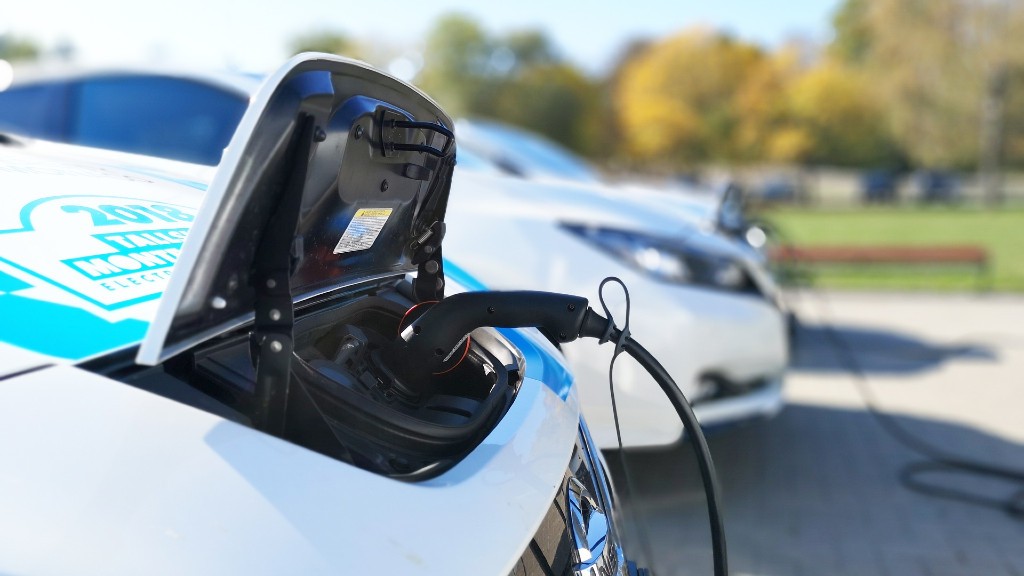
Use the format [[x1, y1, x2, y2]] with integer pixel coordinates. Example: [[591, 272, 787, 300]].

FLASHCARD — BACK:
[[561, 223, 754, 292]]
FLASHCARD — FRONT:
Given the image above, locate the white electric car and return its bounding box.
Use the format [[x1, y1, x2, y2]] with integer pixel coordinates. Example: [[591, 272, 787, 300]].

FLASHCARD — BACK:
[[0, 55, 651, 575], [449, 120, 788, 448], [446, 154, 788, 448]]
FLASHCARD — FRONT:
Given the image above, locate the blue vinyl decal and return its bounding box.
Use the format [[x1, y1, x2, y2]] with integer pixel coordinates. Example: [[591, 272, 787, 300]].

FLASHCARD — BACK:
[[0, 195, 196, 311], [0, 289, 147, 360]]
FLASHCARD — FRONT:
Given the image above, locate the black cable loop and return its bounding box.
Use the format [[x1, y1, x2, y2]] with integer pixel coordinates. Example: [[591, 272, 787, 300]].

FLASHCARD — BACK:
[[596, 277, 656, 568], [598, 277, 631, 350]]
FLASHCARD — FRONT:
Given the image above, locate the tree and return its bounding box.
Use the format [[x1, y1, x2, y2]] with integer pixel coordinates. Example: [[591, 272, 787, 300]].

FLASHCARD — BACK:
[[830, 0, 872, 65], [613, 28, 771, 166], [1000, 70, 1024, 170], [0, 34, 41, 62], [613, 27, 901, 170], [777, 59, 900, 167], [415, 14, 606, 156], [289, 30, 362, 60], [731, 46, 805, 162], [415, 14, 496, 116], [831, 0, 1024, 202], [490, 63, 605, 157]]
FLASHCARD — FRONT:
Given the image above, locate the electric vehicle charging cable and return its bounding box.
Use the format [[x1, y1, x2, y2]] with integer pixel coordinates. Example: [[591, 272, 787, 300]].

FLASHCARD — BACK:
[[598, 277, 658, 569], [380, 280, 730, 576], [598, 277, 725, 575], [791, 287, 1024, 520]]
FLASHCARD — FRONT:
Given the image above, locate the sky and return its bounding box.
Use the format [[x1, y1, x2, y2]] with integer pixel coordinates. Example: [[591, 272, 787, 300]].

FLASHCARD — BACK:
[[5, 0, 843, 76]]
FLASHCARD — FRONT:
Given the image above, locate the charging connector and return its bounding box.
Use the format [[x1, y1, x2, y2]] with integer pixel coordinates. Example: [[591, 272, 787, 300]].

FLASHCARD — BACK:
[[378, 291, 592, 392]]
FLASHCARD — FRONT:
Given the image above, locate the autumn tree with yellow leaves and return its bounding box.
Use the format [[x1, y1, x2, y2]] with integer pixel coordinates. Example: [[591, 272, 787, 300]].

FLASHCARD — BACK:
[[613, 27, 898, 169], [614, 29, 766, 166]]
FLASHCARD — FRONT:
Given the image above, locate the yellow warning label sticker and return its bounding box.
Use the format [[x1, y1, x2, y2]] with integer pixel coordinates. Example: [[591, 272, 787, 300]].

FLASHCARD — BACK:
[[333, 208, 393, 254], [353, 208, 392, 218]]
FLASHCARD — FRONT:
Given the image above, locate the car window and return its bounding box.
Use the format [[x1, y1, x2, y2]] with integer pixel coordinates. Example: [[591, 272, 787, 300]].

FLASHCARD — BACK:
[[453, 145, 502, 174], [464, 121, 602, 183], [70, 76, 247, 165], [0, 83, 68, 140]]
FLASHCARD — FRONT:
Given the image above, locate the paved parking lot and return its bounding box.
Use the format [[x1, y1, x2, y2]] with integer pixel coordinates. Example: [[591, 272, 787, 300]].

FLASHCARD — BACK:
[[608, 290, 1024, 576]]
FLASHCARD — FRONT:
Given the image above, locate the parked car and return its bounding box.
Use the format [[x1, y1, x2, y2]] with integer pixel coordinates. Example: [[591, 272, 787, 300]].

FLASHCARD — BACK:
[[752, 174, 802, 204], [915, 169, 961, 203], [452, 125, 793, 443], [447, 154, 788, 448], [0, 55, 647, 575], [861, 169, 899, 203]]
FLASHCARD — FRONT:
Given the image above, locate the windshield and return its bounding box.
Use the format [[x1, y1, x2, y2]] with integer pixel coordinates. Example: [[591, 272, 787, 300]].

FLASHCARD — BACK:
[[458, 119, 601, 183], [453, 144, 502, 174], [0, 73, 253, 166], [70, 76, 248, 165]]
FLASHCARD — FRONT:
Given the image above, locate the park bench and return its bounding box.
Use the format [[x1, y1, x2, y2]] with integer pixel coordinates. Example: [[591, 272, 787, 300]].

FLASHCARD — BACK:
[[769, 244, 991, 290]]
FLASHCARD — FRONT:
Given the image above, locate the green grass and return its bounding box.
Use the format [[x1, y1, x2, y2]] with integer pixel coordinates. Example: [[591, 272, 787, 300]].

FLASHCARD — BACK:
[[761, 206, 1024, 292]]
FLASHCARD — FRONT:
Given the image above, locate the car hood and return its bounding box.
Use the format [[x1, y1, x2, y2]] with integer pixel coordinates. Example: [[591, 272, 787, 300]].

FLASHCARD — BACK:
[[0, 139, 210, 374], [0, 356, 579, 575], [449, 168, 705, 238], [447, 168, 768, 263], [447, 168, 780, 301], [613, 179, 721, 223]]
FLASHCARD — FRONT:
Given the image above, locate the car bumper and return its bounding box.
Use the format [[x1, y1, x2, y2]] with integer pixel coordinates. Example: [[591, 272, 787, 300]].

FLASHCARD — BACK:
[[694, 373, 785, 429]]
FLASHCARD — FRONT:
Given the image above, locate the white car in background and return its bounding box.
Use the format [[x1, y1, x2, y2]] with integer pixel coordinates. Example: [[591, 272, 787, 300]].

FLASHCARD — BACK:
[[452, 120, 789, 447], [446, 154, 788, 448], [0, 55, 648, 575], [456, 119, 746, 236]]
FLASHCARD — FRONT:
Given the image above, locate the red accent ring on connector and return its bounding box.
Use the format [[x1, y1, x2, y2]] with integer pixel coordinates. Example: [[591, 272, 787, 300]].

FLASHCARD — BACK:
[[398, 300, 439, 335], [432, 337, 471, 375]]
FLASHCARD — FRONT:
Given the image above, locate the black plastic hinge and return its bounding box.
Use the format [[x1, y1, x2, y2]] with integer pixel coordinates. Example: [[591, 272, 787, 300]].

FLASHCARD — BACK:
[[411, 221, 446, 302], [380, 111, 454, 158], [249, 115, 316, 434]]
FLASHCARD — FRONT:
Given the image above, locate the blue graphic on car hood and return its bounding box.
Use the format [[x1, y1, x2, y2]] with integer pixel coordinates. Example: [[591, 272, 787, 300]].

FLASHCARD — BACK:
[[0, 291, 147, 360]]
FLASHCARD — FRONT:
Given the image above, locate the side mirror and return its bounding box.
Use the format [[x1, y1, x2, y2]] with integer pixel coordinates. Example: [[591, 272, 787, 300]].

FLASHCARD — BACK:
[[717, 182, 747, 234]]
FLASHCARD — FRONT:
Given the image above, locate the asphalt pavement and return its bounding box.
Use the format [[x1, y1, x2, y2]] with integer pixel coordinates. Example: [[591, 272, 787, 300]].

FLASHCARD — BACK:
[[608, 290, 1024, 576]]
